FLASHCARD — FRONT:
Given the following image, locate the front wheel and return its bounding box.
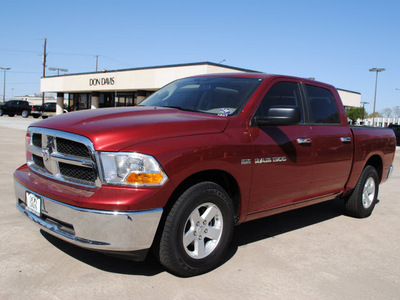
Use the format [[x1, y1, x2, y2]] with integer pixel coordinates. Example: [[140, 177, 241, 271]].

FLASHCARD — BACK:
[[22, 110, 29, 118], [158, 182, 234, 277], [345, 165, 379, 218]]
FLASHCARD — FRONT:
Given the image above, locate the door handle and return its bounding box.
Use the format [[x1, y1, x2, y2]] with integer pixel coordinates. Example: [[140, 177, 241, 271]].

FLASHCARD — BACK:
[[341, 137, 352, 144], [297, 138, 311, 145]]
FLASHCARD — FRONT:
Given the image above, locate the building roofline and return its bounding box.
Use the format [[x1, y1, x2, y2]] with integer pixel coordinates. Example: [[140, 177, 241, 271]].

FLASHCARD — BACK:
[[337, 88, 361, 95], [43, 61, 261, 78]]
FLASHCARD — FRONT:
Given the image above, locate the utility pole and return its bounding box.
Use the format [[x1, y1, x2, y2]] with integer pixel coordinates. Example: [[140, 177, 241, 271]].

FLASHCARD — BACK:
[[42, 38, 47, 105], [95, 55, 99, 72], [0, 67, 11, 102], [360, 101, 369, 122]]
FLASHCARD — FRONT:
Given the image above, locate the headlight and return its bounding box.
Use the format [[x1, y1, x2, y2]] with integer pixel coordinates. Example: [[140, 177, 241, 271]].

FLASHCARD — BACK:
[[100, 152, 168, 187]]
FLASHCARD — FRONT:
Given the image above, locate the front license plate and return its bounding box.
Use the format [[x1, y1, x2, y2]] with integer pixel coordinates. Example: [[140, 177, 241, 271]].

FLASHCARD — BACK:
[[26, 192, 41, 216]]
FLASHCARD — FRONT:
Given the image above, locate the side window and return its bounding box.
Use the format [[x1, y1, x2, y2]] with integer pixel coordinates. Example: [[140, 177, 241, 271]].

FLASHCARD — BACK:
[[306, 85, 341, 124], [254, 81, 303, 122]]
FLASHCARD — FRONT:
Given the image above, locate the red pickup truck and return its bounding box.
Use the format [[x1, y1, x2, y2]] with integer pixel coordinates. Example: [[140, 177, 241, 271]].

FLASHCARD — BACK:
[[14, 73, 396, 276]]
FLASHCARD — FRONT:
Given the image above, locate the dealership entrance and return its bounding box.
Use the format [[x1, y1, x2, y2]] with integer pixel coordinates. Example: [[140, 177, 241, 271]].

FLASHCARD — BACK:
[[66, 90, 154, 111]]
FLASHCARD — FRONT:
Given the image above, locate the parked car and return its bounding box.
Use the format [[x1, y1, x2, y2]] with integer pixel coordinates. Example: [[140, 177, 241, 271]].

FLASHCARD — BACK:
[[0, 100, 32, 118], [31, 102, 57, 119], [15, 73, 396, 276], [388, 124, 400, 146]]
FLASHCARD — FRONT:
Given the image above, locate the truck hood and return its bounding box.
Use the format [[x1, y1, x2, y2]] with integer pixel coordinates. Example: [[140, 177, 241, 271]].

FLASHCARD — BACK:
[[31, 107, 230, 151]]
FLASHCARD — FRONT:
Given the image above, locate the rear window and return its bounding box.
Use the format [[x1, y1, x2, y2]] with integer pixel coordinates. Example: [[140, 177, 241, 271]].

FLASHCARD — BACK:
[[306, 85, 341, 124]]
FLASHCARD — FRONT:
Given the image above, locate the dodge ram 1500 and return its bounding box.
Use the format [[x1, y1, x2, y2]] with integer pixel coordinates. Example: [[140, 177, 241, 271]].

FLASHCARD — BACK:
[[14, 73, 396, 276]]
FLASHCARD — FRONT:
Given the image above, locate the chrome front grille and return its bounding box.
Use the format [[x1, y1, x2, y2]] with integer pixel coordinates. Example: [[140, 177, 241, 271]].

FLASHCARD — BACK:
[[26, 127, 101, 187], [56, 137, 91, 158]]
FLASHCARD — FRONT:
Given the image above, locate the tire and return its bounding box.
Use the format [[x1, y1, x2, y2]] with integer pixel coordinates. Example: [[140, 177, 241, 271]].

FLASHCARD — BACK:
[[158, 182, 234, 277], [8, 114, 15, 117], [42, 116, 48, 119], [33, 114, 40, 119], [22, 110, 29, 118], [345, 165, 379, 218], [0, 109, 3, 116]]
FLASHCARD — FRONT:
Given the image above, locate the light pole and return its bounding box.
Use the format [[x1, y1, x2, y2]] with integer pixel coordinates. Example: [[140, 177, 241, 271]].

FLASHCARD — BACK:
[[361, 101, 369, 122], [0, 67, 11, 103], [49, 67, 68, 76], [369, 67, 385, 126]]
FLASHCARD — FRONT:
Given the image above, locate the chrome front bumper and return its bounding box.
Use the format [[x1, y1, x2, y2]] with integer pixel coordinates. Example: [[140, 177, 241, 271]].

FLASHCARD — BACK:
[[15, 181, 163, 254], [387, 165, 394, 180]]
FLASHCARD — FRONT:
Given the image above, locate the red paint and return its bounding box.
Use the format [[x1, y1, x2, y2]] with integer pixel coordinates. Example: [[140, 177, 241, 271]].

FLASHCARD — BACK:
[[15, 74, 396, 223]]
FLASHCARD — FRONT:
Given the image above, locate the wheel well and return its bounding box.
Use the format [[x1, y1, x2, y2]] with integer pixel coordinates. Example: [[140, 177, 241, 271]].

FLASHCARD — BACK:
[[151, 170, 241, 255], [165, 170, 241, 219], [365, 155, 383, 182]]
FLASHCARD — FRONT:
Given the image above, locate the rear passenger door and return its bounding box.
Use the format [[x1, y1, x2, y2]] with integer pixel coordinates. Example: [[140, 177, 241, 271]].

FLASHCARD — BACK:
[[304, 84, 353, 195]]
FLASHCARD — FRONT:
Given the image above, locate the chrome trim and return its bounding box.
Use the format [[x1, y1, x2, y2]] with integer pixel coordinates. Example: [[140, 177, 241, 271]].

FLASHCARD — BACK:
[[27, 127, 102, 187], [297, 138, 311, 145], [15, 180, 163, 252], [387, 165, 394, 180], [340, 137, 352, 143]]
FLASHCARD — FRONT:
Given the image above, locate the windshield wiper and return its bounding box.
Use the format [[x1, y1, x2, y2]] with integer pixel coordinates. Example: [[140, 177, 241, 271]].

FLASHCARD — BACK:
[[162, 105, 199, 113]]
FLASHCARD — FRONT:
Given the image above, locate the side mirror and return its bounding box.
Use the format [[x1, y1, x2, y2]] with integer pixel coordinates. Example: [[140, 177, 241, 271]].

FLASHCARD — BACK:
[[254, 106, 300, 126]]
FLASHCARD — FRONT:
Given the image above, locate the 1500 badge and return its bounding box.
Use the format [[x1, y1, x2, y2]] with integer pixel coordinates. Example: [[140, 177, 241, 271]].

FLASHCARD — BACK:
[[241, 157, 287, 165], [255, 157, 287, 164]]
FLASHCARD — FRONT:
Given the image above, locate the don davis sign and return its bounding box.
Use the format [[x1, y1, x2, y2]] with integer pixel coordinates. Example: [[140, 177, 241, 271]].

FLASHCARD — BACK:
[[89, 77, 115, 86]]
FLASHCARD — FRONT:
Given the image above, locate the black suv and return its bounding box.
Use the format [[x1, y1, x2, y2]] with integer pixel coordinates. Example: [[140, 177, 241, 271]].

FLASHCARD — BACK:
[[388, 124, 400, 146], [0, 100, 32, 118], [31, 102, 57, 119]]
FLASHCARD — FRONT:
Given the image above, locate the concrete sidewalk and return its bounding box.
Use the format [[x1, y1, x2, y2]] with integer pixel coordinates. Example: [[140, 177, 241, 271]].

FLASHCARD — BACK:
[[1, 124, 399, 300]]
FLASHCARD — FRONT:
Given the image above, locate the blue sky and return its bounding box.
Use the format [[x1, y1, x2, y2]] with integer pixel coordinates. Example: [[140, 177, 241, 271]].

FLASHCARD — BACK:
[[1, 0, 399, 114]]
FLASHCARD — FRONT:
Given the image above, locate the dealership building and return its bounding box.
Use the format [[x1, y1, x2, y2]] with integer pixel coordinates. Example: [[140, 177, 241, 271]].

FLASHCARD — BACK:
[[40, 62, 361, 114]]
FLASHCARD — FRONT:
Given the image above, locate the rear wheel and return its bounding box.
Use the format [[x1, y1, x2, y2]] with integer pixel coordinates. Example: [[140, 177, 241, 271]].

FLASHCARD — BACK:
[[345, 165, 379, 218], [8, 114, 15, 117], [158, 182, 234, 277]]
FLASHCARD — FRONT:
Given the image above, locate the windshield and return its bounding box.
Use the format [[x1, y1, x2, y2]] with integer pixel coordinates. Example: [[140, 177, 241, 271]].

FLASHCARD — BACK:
[[139, 76, 263, 116]]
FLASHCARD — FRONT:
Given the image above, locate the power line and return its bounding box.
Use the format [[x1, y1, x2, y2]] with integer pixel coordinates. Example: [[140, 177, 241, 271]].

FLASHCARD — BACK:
[[8, 82, 39, 85], [0, 47, 134, 67], [99, 55, 135, 67], [9, 71, 42, 74], [49, 51, 95, 57], [0, 48, 41, 54]]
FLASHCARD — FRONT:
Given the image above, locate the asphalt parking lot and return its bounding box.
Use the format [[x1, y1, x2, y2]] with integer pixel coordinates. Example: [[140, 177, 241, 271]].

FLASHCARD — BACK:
[[1, 116, 399, 300]]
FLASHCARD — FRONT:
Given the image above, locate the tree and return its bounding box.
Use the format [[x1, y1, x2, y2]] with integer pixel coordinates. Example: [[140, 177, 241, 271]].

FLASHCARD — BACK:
[[392, 106, 400, 118], [345, 107, 366, 124], [367, 112, 382, 118], [381, 108, 392, 118]]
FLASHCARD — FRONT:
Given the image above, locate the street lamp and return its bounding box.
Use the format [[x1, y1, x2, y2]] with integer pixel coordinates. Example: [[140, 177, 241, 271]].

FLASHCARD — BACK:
[[361, 101, 369, 122], [369, 67, 385, 126], [48, 67, 68, 75], [0, 67, 11, 103]]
